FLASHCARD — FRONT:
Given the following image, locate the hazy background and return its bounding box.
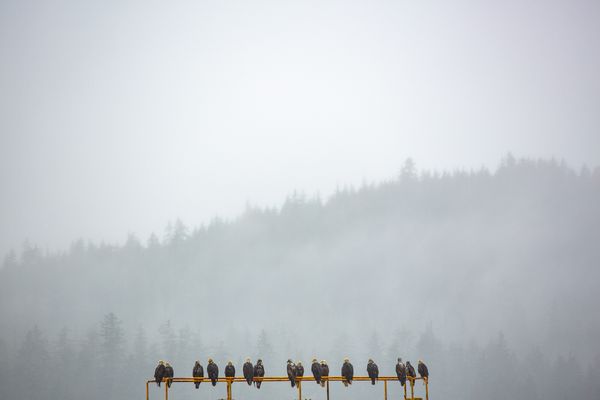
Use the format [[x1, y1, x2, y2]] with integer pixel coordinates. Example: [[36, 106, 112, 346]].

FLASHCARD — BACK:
[[1, 158, 599, 400], [1, 0, 599, 257], [1, 1, 600, 400]]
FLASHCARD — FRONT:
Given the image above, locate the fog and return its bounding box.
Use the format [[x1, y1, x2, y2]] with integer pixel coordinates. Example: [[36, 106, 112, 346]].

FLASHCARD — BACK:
[[1, 0, 600, 257], [1, 157, 599, 400], [1, 1, 600, 400]]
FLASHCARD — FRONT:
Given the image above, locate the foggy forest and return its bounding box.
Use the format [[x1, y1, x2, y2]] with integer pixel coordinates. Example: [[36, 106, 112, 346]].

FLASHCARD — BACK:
[[1, 156, 599, 400], [2, 0, 600, 398]]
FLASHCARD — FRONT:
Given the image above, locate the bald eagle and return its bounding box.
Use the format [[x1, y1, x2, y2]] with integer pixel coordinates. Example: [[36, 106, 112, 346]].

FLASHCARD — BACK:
[[193, 361, 204, 388], [207, 359, 219, 386], [287, 359, 297, 387], [296, 361, 304, 385], [341, 358, 354, 387], [164, 362, 174, 388], [253, 359, 265, 389], [320, 360, 329, 387], [418, 360, 429, 384], [311, 359, 322, 385], [154, 360, 165, 387], [406, 361, 416, 386], [225, 361, 235, 380], [395, 358, 407, 386], [243, 358, 253, 385], [367, 359, 379, 385]]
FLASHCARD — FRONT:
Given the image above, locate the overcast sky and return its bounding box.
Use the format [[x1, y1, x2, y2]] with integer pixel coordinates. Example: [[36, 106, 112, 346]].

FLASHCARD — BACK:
[[1, 0, 599, 256]]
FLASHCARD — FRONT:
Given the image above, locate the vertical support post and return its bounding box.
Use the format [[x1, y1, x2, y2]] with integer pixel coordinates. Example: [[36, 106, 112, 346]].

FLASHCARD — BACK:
[[165, 380, 168, 400], [384, 380, 388, 400], [410, 380, 414, 400], [403, 382, 407, 400], [227, 379, 232, 400], [425, 379, 429, 400], [298, 380, 302, 400], [146, 381, 149, 400], [326, 379, 330, 400]]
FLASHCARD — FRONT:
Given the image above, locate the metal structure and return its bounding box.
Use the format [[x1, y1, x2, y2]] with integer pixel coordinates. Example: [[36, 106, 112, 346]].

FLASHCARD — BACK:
[[146, 375, 429, 400]]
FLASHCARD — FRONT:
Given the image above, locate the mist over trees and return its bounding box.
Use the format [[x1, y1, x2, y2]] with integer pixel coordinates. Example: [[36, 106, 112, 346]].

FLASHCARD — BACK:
[[0, 155, 599, 400]]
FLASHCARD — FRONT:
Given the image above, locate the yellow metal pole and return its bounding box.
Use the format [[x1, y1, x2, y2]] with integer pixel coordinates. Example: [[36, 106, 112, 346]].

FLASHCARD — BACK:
[[165, 379, 168, 400], [384, 380, 388, 400], [410, 379, 414, 400], [298, 380, 302, 400], [227, 379, 231, 400], [146, 381, 149, 400], [404, 383, 407, 400], [326, 379, 330, 400], [425, 379, 429, 400]]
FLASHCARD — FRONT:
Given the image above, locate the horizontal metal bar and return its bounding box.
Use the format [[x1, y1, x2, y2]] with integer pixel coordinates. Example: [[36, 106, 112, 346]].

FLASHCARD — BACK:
[[148, 376, 424, 384]]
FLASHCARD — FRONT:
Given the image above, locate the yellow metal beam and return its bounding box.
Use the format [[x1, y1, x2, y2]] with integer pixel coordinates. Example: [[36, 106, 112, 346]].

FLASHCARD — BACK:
[[384, 379, 388, 400], [146, 375, 429, 400], [149, 375, 425, 383]]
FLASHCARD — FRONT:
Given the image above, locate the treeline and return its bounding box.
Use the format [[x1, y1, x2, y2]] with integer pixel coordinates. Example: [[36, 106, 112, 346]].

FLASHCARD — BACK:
[[1, 313, 599, 400], [0, 155, 599, 399]]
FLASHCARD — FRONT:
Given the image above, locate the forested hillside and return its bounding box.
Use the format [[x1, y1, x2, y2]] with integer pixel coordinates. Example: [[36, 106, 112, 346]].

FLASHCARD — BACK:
[[1, 156, 599, 400]]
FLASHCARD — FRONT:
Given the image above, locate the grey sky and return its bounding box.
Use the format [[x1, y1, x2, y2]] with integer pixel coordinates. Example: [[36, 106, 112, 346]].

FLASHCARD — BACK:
[[1, 0, 599, 256]]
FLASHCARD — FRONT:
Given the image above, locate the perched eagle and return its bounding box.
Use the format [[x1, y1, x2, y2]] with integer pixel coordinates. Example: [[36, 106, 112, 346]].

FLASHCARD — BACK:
[[320, 360, 329, 387], [207, 358, 219, 386], [225, 361, 235, 380], [367, 359, 379, 385], [154, 360, 165, 387], [164, 362, 174, 388], [341, 358, 354, 387], [193, 360, 204, 389], [296, 361, 304, 385], [311, 358, 322, 385], [287, 359, 297, 387], [406, 361, 416, 385], [395, 358, 407, 386], [253, 359, 265, 389], [243, 358, 253, 385], [418, 360, 429, 384]]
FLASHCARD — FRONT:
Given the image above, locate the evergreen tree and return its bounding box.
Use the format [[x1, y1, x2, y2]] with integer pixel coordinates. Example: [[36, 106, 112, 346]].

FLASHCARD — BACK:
[[256, 329, 274, 362], [52, 327, 75, 400], [2, 249, 17, 269], [99, 313, 125, 399], [16, 326, 49, 400], [159, 320, 177, 358], [74, 328, 102, 400]]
